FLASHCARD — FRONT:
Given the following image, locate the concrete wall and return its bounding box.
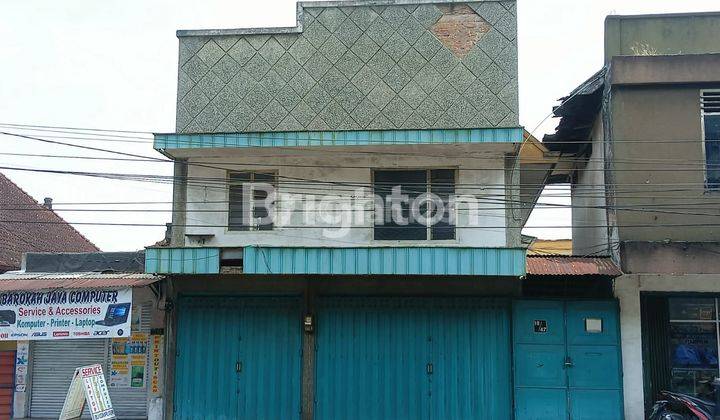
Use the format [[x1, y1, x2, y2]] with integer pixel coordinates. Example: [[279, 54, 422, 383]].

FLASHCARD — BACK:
[[571, 117, 610, 255], [175, 0, 518, 133], [605, 12, 720, 61], [176, 144, 514, 248], [610, 84, 720, 242], [616, 273, 720, 420]]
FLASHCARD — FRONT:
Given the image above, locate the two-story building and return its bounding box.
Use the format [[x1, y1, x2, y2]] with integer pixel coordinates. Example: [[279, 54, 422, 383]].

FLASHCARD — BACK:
[[544, 11, 720, 419], [147, 1, 624, 419]]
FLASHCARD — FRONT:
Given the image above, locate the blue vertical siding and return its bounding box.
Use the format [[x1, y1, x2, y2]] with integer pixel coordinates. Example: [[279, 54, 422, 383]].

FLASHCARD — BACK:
[[315, 297, 511, 420], [243, 246, 526, 276], [174, 297, 302, 420], [153, 127, 524, 150], [145, 247, 220, 274]]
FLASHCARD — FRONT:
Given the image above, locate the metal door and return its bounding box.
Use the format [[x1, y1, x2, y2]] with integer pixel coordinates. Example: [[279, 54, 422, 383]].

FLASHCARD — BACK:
[[513, 300, 623, 420], [0, 351, 14, 420], [174, 297, 302, 420], [315, 297, 511, 420]]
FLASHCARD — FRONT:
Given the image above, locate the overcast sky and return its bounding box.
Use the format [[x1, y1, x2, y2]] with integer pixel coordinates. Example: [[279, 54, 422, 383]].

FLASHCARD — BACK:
[[0, 0, 718, 251]]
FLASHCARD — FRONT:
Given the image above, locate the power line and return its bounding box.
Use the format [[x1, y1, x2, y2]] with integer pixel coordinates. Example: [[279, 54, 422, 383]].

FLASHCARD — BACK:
[[0, 122, 153, 135]]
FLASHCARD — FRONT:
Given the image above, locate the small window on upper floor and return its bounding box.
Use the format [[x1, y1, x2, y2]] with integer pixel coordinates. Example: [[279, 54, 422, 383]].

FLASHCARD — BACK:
[[373, 169, 456, 241], [702, 90, 720, 190], [228, 171, 277, 231]]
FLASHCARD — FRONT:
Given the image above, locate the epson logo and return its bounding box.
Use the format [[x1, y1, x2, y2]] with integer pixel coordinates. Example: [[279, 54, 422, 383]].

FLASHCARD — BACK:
[[93, 330, 110, 336]]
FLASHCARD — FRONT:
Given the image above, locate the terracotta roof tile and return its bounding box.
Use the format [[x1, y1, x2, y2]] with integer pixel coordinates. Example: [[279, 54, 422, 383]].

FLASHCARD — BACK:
[[0, 173, 99, 271]]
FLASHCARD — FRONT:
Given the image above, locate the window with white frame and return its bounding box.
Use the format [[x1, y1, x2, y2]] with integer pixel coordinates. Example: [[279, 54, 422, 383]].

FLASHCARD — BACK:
[[228, 171, 277, 231], [701, 90, 720, 190]]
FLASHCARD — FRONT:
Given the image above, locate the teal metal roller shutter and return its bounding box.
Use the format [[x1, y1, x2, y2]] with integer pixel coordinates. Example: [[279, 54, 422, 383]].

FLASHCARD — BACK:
[[315, 297, 511, 420], [174, 297, 302, 420]]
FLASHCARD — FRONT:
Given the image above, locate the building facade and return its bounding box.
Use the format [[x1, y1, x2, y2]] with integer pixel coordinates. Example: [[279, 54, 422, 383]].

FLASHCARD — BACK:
[[0, 252, 165, 420], [147, 1, 624, 419], [0, 173, 100, 419], [544, 12, 720, 419]]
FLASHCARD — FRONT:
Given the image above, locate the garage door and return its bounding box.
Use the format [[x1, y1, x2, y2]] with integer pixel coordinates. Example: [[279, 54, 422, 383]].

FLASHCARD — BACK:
[[30, 339, 106, 418], [174, 296, 302, 420], [315, 297, 511, 420]]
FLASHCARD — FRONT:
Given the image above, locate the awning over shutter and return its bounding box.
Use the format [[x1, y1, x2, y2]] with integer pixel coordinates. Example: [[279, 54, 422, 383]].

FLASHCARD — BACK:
[[0, 272, 162, 291]]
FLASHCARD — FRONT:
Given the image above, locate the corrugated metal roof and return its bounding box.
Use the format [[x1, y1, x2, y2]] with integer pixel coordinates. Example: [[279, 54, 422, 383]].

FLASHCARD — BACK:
[[0, 272, 162, 291], [526, 256, 622, 277]]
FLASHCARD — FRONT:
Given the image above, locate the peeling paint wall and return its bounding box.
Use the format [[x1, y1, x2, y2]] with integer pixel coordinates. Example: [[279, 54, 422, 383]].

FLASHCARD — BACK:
[[611, 85, 719, 242], [571, 117, 609, 255], [176, 1, 518, 133]]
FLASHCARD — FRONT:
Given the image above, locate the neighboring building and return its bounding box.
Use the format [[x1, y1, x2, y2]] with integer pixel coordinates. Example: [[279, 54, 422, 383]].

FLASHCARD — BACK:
[[528, 239, 573, 255], [147, 1, 623, 419], [543, 12, 720, 419], [0, 252, 164, 420], [0, 173, 99, 419], [0, 172, 99, 273]]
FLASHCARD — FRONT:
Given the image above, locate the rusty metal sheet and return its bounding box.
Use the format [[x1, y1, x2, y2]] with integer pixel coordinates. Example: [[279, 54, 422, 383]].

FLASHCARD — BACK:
[[0, 272, 162, 291], [526, 256, 622, 277]]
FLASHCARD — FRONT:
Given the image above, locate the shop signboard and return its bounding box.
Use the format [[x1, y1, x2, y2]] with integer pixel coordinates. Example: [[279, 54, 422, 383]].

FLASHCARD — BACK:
[[60, 364, 115, 420], [0, 288, 132, 340]]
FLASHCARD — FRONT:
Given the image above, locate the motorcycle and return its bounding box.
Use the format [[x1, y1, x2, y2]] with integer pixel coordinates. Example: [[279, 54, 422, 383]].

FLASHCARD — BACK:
[[649, 378, 720, 420]]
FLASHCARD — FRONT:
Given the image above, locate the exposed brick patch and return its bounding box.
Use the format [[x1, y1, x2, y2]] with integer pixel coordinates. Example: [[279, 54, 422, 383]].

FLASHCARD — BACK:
[[431, 4, 490, 58]]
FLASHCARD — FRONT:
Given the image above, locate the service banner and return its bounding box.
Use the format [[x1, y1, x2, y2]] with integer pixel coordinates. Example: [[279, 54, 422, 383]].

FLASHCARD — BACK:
[[0, 288, 132, 340]]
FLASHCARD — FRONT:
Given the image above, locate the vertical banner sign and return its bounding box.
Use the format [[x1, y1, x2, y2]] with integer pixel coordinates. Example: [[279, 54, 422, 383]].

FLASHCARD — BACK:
[[150, 334, 164, 397], [14, 341, 29, 393], [60, 364, 115, 420], [110, 332, 148, 388], [0, 288, 132, 340]]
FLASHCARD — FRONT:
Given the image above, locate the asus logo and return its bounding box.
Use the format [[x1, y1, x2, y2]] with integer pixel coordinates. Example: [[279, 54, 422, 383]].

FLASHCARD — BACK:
[[31, 332, 47, 337], [93, 330, 110, 336]]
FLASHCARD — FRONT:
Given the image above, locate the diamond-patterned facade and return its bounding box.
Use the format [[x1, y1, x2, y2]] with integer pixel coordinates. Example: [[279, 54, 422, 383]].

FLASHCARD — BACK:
[[176, 1, 518, 133]]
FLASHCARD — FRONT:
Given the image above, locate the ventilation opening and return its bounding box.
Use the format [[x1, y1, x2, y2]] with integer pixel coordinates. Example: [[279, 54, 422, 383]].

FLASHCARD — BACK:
[[701, 90, 720, 113]]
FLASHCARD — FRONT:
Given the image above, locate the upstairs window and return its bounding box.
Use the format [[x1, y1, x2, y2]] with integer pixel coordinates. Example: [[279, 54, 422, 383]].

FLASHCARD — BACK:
[[373, 169, 456, 241], [228, 171, 276, 231], [702, 90, 720, 190]]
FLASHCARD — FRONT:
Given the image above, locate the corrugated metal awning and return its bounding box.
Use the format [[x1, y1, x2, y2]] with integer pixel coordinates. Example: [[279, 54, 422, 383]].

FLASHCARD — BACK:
[[0, 272, 163, 291], [526, 256, 622, 277]]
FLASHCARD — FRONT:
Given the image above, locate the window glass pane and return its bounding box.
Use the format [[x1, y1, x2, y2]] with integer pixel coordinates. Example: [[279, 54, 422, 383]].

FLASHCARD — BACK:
[[227, 171, 276, 231], [430, 169, 455, 240], [670, 322, 719, 398], [705, 115, 720, 189], [374, 170, 426, 240], [669, 298, 716, 320]]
